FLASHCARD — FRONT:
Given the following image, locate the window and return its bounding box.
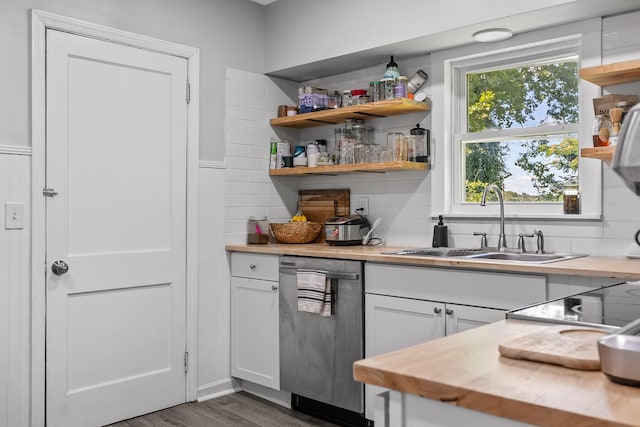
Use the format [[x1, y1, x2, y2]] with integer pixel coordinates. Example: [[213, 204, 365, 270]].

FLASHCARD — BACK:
[[462, 58, 579, 204], [440, 36, 600, 218]]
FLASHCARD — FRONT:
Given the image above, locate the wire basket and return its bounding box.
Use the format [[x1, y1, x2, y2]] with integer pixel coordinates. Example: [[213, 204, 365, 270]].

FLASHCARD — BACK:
[[270, 222, 322, 244]]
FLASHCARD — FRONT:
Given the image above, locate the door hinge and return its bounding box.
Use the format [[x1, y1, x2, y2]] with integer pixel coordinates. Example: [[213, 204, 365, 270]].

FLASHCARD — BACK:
[[42, 187, 58, 197], [184, 351, 189, 373], [186, 82, 191, 104]]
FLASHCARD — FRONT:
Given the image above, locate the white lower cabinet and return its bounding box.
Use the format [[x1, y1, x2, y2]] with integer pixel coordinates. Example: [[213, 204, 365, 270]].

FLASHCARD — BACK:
[[230, 253, 280, 390], [364, 263, 546, 421]]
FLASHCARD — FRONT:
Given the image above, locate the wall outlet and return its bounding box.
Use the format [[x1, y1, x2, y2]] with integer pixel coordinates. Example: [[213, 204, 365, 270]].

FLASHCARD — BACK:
[[358, 197, 369, 217], [5, 202, 25, 230]]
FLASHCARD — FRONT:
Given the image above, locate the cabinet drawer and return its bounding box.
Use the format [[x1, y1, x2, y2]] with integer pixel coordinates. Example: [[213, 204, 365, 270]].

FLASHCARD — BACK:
[[231, 253, 279, 281], [365, 263, 546, 310]]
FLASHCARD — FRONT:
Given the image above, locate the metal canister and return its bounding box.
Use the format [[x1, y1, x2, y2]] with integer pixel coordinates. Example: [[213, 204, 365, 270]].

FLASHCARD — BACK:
[[407, 70, 428, 94]]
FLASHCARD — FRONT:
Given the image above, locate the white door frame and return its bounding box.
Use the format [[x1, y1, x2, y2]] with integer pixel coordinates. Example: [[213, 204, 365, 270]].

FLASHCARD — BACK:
[[30, 9, 200, 426]]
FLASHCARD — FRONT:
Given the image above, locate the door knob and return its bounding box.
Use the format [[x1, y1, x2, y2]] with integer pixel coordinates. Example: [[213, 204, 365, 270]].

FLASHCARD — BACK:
[[51, 260, 69, 276], [433, 307, 442, 314], [445, 308, 454, 315]]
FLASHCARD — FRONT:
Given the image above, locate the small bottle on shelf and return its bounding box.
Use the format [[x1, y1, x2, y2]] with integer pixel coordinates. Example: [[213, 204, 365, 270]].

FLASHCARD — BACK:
[[592, 114, 611, 147]]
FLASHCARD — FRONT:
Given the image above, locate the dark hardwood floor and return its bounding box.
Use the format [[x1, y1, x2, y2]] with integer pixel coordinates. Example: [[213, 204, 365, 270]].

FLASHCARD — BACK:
[[106, 391, 339, 426]]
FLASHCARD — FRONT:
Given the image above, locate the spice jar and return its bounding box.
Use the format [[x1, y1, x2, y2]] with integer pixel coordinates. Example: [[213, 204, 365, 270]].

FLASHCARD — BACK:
[[562, 180, 580, 215], [381, 78, 395, 100], [369, 81, 382, 102], [341, 90, 352, 108], [394, 76, 408, 98], [351, 89, 367, 104], [592, 114, 611, 147]]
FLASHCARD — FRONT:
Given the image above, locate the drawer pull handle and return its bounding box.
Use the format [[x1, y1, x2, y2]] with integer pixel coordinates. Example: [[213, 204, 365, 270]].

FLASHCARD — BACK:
[[433, 307, 442, 314], [445, 308, 454, 315], [249, 264, 256, 270], [271, 285, 278, 291]]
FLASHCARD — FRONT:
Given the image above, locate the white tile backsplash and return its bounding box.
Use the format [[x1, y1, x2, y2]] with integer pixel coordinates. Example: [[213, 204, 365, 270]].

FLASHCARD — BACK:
[[224, 12, 640, 253]]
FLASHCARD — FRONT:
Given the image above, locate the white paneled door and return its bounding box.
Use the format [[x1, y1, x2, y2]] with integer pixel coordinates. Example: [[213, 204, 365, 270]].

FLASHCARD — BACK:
[[45, 29, 188, 427]]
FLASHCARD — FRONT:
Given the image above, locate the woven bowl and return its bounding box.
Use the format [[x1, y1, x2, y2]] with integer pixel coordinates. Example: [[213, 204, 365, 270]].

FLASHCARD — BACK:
[[270, 221, 322, 244]]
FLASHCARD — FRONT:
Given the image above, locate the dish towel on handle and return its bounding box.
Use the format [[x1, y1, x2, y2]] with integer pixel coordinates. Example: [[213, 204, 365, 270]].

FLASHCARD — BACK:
[[297, 269, 332, 316]]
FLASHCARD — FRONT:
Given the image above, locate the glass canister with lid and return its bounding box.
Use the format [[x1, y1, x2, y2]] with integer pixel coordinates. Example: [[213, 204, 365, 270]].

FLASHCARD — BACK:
[[351, 120, 373, 145], [247, 216, 270, 244], [562, 179, 580, 214]]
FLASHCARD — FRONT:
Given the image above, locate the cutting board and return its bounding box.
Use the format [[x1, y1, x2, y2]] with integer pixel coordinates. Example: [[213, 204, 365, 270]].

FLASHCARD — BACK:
[[498, 325, 608, 370], [297, 200, 337, 223], [299, 189, 350, 216]]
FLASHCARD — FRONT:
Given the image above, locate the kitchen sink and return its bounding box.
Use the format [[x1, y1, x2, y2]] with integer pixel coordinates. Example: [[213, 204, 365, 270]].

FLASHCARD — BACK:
[[384, 248, 587, 264], [384, 248, 487, 257], [465, 252, 587, 263]]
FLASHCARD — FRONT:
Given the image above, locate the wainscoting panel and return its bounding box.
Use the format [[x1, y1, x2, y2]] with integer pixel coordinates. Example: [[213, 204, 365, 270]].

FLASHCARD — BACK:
[[0, 151, 31, 427], [197, 163, 235, 400]]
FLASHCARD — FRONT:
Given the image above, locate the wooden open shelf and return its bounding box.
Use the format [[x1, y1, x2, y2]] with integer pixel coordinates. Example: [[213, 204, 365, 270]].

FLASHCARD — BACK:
[[579, 59, 640, 86], [581, 146, 616, 166], [269, 161, 428, 176], [270, 98, 429, 128]]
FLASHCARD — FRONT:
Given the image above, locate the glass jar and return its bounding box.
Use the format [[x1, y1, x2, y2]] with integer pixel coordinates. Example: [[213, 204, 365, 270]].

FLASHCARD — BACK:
[[351, 120, 373, 145], [247, 216, 270, 244], [562, 181, 580, 215], [369, 81, 382, 102], [341, 90, 352, 108], [394, 76, 408, 98], [592, 115, 611, 147], [387, 132, 406, 161], [335, 128, 355, 165], [381, 78, 395, 100], [328, 91, 340, 109]]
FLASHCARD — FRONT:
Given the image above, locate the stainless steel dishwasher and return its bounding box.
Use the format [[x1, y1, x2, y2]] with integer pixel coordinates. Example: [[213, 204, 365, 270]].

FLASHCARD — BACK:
[[279, 256, 366, 426]]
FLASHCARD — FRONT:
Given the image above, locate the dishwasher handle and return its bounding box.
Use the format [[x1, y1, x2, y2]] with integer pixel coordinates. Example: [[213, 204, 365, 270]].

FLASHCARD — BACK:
[[279, 267, 359, 281]]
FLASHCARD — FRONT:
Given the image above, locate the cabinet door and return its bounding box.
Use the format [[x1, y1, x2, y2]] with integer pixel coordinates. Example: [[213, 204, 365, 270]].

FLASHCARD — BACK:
[[445, 303, 505, 335], [230, 277, 279, 389], [365, 294, 445, 420]]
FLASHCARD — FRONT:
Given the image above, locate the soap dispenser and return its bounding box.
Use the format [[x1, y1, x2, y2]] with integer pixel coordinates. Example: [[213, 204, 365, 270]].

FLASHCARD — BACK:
[[432, 215, 449, 248]]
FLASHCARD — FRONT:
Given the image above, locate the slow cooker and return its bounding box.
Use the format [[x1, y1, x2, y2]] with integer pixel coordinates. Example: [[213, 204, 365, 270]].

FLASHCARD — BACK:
[[324, 215, 371, 245]]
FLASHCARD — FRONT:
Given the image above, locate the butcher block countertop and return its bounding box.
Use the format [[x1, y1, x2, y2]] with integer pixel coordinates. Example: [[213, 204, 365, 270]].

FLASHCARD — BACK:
[[225, 243, 640, 280], [353, 319, 640, 427]]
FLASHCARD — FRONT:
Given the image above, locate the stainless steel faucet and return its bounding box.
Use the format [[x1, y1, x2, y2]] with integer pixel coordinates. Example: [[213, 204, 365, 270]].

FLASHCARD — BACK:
[[480, 184, 507, 251]]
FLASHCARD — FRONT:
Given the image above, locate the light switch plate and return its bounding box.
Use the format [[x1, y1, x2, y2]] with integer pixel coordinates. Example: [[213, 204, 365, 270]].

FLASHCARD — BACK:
[[5, 202, 24, 230]]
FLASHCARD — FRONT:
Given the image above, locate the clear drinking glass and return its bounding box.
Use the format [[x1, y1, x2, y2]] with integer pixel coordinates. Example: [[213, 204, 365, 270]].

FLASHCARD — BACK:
[[369, 144, 381, 163], [379, 146, 392, 163], [354, 143, 371, 164], [387, 132, 406, 161]]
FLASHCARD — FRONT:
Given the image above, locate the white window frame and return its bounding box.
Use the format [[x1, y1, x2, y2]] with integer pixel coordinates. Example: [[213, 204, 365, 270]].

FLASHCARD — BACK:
[[453, 42, 581, 216], [430, 20, 603, 220]]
